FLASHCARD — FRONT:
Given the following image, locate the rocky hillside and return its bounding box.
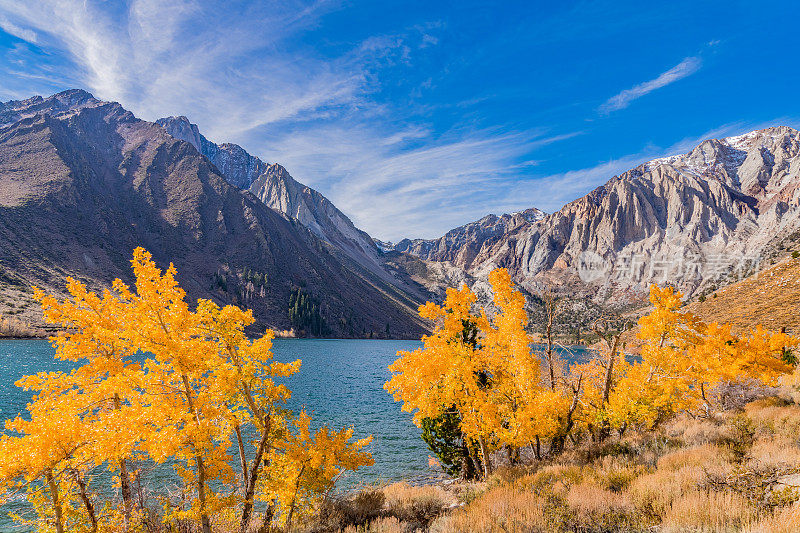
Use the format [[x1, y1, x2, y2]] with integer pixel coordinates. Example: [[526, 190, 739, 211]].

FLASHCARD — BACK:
[[398, 127, 800, 305], [0, 90, 427, 338], [392, 208, 546, 270], [155, 116, 388, 282], [686, 253, 800, 335]]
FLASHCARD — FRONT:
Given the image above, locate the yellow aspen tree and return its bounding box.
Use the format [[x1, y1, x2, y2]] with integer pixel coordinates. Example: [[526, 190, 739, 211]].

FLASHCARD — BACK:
[[4, 247, 376, 532], [33, 279, 145, 530], [113, 248, 235, 533], [259, 411, 373, 530], [386, 268, 571, 473], [609, 286, 797, 428], [193, 298, 301, 532], [481, 269, 566, 451], [385, 282, 498, 477], [0, 387, 97, 533]]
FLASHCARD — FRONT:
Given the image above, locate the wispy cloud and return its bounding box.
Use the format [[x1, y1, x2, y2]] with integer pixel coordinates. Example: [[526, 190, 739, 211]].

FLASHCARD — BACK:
[[0, 0, 587, 240], [0, 1, 368, 137], [261, 123, 582, 240], [0, 14, 37, 43], [599, 56, 702, 114]]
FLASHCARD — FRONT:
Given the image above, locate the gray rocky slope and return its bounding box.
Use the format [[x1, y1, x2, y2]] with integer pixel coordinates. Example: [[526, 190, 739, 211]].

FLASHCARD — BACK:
[[393, 127, 800, 303], [155, 116, 389, 283], [0, 90, 427, 337]]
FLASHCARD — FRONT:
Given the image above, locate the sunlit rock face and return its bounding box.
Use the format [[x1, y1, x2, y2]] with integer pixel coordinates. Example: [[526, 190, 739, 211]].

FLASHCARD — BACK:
[[397, 127, 800, 302]]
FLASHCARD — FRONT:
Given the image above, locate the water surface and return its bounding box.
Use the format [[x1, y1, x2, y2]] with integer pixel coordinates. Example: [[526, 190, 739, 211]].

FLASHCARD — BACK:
[[0, 338, 592, 528]]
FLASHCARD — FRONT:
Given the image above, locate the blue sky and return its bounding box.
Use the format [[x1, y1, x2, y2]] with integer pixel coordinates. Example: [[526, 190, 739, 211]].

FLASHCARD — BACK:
[[0, 1, 798, 241]]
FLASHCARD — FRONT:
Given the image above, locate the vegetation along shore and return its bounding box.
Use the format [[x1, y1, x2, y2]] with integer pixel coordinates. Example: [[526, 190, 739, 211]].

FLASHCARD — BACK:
[[0, 248, 799, 532]]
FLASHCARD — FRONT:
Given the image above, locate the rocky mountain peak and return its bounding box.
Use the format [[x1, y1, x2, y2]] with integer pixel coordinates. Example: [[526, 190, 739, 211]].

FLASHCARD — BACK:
[[156, 116, 203, 152], [0, 89, 428, 338], [434, 126, 800, 301], [0, 89, 100, 128], [155, 113, 396, 283]]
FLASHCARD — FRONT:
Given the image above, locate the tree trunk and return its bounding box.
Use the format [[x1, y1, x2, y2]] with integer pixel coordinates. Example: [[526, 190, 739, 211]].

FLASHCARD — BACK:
[[112, 394, 135, 530], [181, 374, 211, 533], [46, 470, 65, 533], [598, 335, 621, 442], [284, 465, 306, 531], [73, 470, 98, 532], [546, 300, 556, 391], [551, 375, 583, 455], [459, 436, 477, 480], [241, 420, 272, 533], [234, 423, 248, 491], [478, 436, 492, 478], [196, 456, 212, 533]]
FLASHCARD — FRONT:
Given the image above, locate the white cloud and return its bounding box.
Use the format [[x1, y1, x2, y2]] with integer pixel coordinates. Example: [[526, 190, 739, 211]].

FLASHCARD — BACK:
[[260, 124, 583, 240], [599, 56, 701, 114], [0, 14, 37, 43], [0, 0, 586, 240], [0, 0, 365, 139]]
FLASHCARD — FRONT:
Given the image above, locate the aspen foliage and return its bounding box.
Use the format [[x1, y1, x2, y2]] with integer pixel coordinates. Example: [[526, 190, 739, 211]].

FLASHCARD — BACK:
[[0, 248, 372, 533], [602, 285, 798, 430], [385, 268, 570, 476], [388, 275, 799, 477]]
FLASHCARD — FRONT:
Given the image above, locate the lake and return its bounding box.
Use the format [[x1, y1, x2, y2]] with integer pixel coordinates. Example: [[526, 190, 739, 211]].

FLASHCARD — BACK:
[[0, 338, 592, 527]]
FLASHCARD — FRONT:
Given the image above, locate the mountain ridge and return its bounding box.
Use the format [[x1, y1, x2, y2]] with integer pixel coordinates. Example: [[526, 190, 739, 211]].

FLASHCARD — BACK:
[[155, 116, 391, 284], [391, 126, 800, 306], [0, 90, 427, 338]]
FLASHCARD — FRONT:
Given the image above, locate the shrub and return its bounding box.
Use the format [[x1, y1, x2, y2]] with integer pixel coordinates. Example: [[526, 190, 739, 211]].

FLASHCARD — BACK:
[[661, 490, 756, 532], [429, 487, 550, 533]]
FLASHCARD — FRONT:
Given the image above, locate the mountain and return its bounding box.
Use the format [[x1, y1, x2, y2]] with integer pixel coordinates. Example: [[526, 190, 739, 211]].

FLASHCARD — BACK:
[[0, 90, 426, 338], [397, 127, 800, 304], [392, 208, 546, 270], [155, 116, 389, 282]]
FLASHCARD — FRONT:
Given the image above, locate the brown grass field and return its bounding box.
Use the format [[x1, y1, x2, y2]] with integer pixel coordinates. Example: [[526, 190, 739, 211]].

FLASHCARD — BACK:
[[686, 255, 800, 335], [298, 397, 800, 532]]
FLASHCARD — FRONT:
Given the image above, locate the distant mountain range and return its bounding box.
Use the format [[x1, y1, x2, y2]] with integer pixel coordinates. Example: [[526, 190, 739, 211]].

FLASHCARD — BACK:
[[1, 89, 799, 337], [383, 126, 800, 308]]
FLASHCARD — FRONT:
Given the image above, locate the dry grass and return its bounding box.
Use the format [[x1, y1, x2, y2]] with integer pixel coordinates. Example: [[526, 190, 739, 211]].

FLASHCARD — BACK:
[[565, 482, 633, 520], [665, 415, 728, 446], [746, 397, 800, 440], [298, 396, 800, 532], [749, 437, 800, 469], [0, 312, 37, 337], [341, 516, 408, 533], [428, 486, 550, 533], [661, 490, 756, 532], [380, 483, 456, 524], [743, 502, 800, 533]]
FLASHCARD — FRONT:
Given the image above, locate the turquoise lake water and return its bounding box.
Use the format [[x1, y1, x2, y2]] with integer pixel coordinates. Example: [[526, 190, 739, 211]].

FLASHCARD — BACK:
[[0, 338, 591, 528]]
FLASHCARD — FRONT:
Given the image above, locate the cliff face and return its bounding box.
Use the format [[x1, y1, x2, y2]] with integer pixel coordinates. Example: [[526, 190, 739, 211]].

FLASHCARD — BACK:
[[0, 91, 427, 337], [393, 208, 547, 270], [395, 127, 800, 302], [155, 116, 387, 281]]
